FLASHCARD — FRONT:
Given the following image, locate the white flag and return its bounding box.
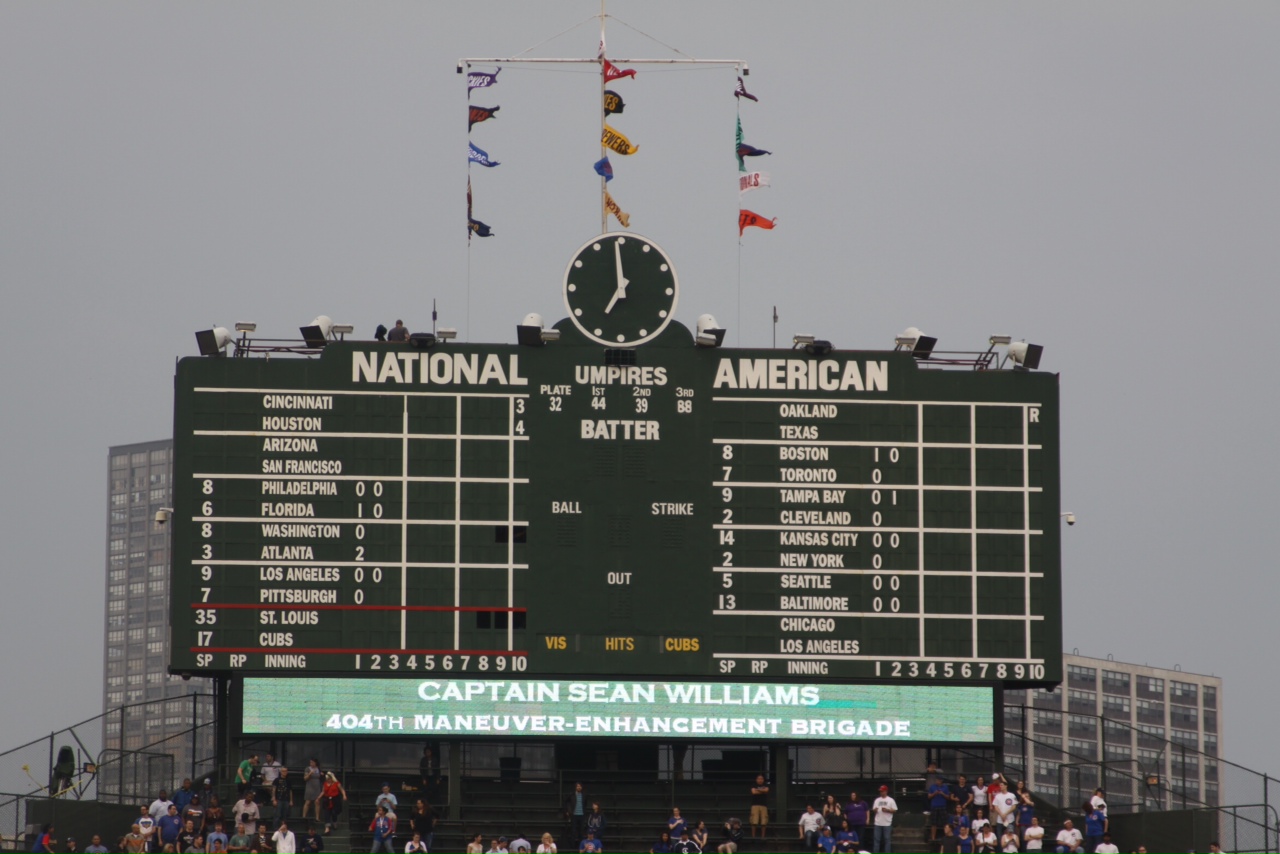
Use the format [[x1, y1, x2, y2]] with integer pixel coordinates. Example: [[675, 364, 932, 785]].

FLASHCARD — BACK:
[[738, 171, 771, 196]]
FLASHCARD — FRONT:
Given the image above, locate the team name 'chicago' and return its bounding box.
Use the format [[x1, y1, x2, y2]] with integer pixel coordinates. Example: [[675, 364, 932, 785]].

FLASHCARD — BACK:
[[712, 358, 888, 392], [352, 352, 527, 385]]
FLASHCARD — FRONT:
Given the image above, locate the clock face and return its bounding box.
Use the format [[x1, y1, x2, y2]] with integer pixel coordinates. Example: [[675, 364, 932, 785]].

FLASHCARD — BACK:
[[563, 232, 679, 347]]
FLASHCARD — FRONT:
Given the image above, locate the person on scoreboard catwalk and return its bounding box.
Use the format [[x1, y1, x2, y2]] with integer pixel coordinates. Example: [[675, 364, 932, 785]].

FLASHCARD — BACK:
[[388, 320, 409, 342], [870, 785, 897, 853], [717, 817, 743, 853], [369, 805, 396, 853], [1053, 819, 1082, 853], [970, 776, 989, 819], [798, 804, 824, 850], [843, 791, 869, 836], [1021, 816, 1045, 851], [748, 775, 770, 839]]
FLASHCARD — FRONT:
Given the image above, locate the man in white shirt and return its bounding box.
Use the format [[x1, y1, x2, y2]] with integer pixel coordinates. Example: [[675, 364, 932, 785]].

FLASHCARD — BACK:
[[1089, 789, 1107, 815], [1022, 816, 1045, 851], [1054, 819, 1082, 853], [1094, 833, 1119, 854], [990, 783, 1018, 838], [271, 819, 297, 854], [798, 804, 824, 849], [871, 785, 897, 853], [149, 789, 174, 821]]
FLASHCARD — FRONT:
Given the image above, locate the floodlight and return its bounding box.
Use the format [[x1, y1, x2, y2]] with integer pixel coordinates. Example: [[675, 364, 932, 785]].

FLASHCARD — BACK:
[[195, 326, 233, 357], [300, 315, 333, 348], [895, 327, 936, 359], [805, 339, 834, 356], [408, 332, 437, 349], [331, 323, 354, 336], [1007, 341, 1044, 370], [695, 314, 726, 348], [437, 327, 458, 341], [988, 335, 1011, 346], [234, 322, 257, 333], [792, 334, 815, 347], [540, 329, 561, 342], [517, 312, 547, 347]]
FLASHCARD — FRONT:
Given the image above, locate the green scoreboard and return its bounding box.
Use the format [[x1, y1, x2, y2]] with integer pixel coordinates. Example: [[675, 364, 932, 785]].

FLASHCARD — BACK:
[[171, 234, 1061, 688]]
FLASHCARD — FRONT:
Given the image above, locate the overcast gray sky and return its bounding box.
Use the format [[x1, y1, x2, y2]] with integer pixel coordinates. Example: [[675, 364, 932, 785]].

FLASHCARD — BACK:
[[2, 1, 1278, 788]]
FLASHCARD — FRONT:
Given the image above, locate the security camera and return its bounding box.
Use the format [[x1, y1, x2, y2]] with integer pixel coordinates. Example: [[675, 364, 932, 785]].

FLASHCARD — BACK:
[[1064, 512, 1076, 526], [154, 508, 172, 526]]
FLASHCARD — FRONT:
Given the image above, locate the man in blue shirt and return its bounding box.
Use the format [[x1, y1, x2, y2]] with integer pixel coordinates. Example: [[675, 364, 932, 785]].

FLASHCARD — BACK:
[[1083, 805, 1107, 852], [157, 804, 184, 851], [927, 778, 950, 843]]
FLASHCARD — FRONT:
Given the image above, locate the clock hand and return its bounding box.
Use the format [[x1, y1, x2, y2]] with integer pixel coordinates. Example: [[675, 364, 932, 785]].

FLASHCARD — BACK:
[[605, 240, 629, 314]]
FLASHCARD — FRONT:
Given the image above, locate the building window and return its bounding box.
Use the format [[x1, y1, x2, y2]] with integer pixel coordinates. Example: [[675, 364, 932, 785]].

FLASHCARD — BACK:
[[1169, 681, 1198, 705], [1135, 699, 1165, 724], [108, 599, 126, 613], [1103, 720, 1132, 744], [1067, 714, 1097, 737], [1137, 676, 1165, 698], [1067, 664, 1097, 686], [1203, 710, 1217, 733], [110, 539, 125, 553], [1068, 739, 1098, 760], [1101, 670, 1131, 694], [1169, 705, 1198, 729], [1034, 710, 1062, 731], [1102, 695, 1131, 718], [128, 628, 144, 642], [1169, 729, 1199, 749], [1203, 685, 1217, 709], [1068, 689, 1097, 712], [1106, 743, 1132, 760]]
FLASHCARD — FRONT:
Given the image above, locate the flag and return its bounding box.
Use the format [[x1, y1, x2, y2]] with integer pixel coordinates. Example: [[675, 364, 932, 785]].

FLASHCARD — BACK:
[[602, 124, 639, 155], [469, 218, 494, 238], [602, 58, 636, 82], [603, 90, 626, 115], [598, 30, 606, 60], [469, 105, 499, 129], [738, 171, 771, 196], [739, 209, 777, 235], [735, 76, 759, 102], [468, 142, 500, 167], [467, 67, 500, 97], [593, 156, 614, 182], [604, 191, 631, 228], [736, 143, 771, 165]]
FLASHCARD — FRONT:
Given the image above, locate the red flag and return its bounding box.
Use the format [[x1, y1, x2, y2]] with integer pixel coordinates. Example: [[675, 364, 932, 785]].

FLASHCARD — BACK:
[[739, 209, 777, 235], [602, 58, 637, 82]]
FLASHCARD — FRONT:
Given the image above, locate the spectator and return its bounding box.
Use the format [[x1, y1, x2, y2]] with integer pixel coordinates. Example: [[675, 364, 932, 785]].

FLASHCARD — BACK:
[[749, 776, 769, 839], [587, 803, 607, 843], [938, 824, 959, 854], [388, 320, 409, 343], [370, 806, 396, 854], [537, 833, 558, 854], [201, 778, 218, 806], [798, 804, 824, 850], [302, 760, 324, 824], [951, 776, 973, 814], [1089, 789, 1107, 815], [300, 823, 324, 853], [270, 821, 297, 854], [466, 833, 484, 853], [207, 821, 229, 853], [84, 835, 109, 854], [975, 824, 997, 853], [817, 825, 837, 853], [136, 807, 156, 851], [510, 833, 531, 853], [409, 799, 435, 853], [1094, 833, 1119, 854], [122, 825, 147, 854], [233, 791, 261, 831], [956, 825, 973, 854], [273, 769, 296, 829], [176, 779, 197, 813], [717, 818, 743, 853], [833, 818, 858, 851], [405, 833, 427, 854], [260, 755, 282, 803], [871, 785, 897, 853], [667, 808, 687, 840], [691, 821, 708, 853], [949, 803, 971, 837], [650, 831, 673, 854], [228, 822, 252, 853], [375, 783, 399, 815], [178, 819, 199, 853], [971, 808, 990, 838], [1022, 816, 1044, 852], [1000, 826, 1020, 853], [321, 773, 346, 835], [185, 794, 207, 835], [672, 829, 698, 854], [151, 789, 175, 821], [1054, 819, 1082, 853], [822, 795, 843, 826], [158, 804, 185, 849], [843, 791, 869, 837], [237, 755, 259, 797], [1015, 792, 1035, 842], [489, 837, 510, 854], [31, 823, 55, 853], [578, 830, 601, 853], [562, 783, 587, 846], [928, 776, 951, 842], [207, 796, 228, 832], [990, 782, 1018, 840], [970, 777, 989, 819], [1083, 802, 1108, 852], [418, 747, 440, 802]]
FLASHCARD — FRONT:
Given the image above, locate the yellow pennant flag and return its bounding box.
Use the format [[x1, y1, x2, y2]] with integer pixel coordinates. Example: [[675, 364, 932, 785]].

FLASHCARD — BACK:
[[602, 124, 639, 155], [604, 191, 631, 228]]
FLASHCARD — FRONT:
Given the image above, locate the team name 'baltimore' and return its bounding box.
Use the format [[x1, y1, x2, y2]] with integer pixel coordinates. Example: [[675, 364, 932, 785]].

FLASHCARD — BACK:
[[352, 352, 528, 385], [712, 358, 888, 392]]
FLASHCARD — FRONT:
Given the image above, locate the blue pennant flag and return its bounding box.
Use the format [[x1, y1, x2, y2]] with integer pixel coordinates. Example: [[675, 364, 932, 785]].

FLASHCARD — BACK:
[[593, 156, 613, 182], [468, 218, 494, 238], [468, 142, 500, 168]]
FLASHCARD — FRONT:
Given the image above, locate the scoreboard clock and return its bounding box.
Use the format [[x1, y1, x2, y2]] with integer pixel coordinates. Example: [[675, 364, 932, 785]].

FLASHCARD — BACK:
[[170, 234, 1061, 687]]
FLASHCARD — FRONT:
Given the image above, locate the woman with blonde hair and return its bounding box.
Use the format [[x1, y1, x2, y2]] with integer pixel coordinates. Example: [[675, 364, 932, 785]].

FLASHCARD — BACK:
[[320, 771, 346, 834], [536, 832, 558, 853]]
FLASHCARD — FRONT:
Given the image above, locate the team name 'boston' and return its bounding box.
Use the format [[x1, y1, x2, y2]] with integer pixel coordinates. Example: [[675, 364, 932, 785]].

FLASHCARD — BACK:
[[352, 352, 528, 386], [712, 358, 888, 392]]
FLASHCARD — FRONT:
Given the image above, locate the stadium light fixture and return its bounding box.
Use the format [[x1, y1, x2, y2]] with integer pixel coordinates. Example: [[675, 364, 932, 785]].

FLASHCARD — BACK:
[[195, 326, 233, 357], [988, 335, 1011, 346], [1007, 341, 1044, 371], [695, 314, 726, 348], [300, 315, 333, 348], [234, 322, 257, 333], [805, 339, 834, 357], [792, 334, 815, 347], [408, 332, 438, 349], [437, 328, 458, 341], [331, 323, 354, 339], [517, 312, 549, 347], [894, 327, 937, 359]]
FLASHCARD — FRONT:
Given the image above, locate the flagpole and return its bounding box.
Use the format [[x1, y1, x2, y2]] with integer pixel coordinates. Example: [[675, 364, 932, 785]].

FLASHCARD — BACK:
[[599, 0, 608, 234]]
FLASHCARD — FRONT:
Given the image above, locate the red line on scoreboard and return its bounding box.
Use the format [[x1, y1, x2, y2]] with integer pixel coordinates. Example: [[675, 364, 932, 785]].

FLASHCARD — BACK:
[[192, 647, 528, 655], [193, 604, 526, 612]]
